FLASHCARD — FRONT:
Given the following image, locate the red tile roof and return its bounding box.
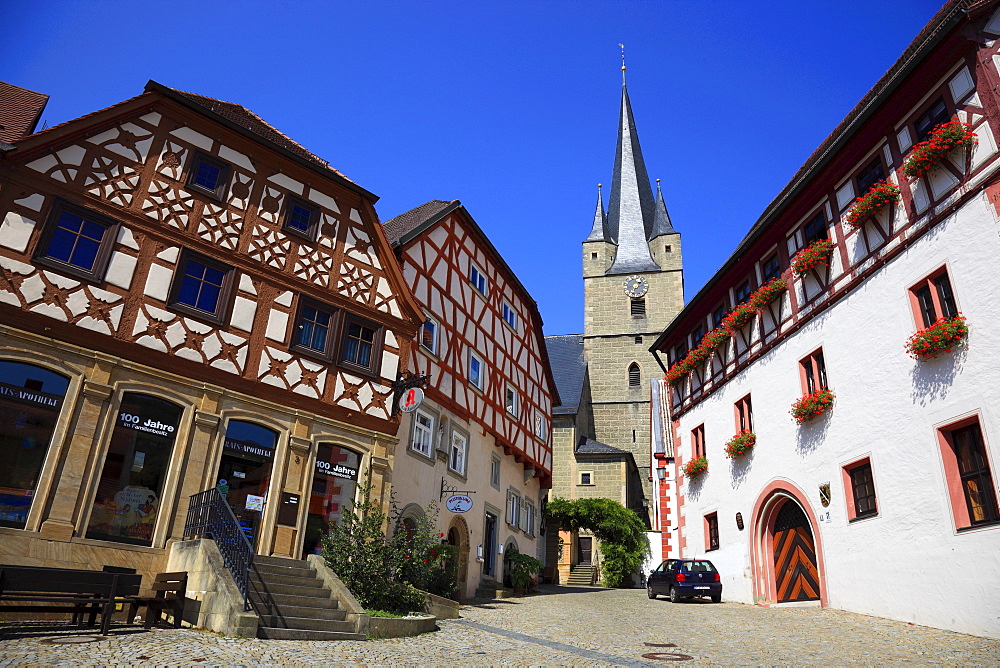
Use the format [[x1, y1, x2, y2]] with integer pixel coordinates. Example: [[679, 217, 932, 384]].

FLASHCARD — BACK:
[[0, 81, 49, 143]]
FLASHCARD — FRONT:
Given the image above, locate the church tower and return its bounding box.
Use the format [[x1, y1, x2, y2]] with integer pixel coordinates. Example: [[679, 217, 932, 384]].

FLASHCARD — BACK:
[[582, 67, 684, 521]]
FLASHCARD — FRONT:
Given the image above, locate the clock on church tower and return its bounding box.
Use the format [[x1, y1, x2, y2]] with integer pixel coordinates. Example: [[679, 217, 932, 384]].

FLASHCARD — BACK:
[[623, 275, 648, 298]]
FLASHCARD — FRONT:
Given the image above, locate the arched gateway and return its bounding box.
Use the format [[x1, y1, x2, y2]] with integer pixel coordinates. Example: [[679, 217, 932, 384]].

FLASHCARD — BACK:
[[751, 484, 826, 605]]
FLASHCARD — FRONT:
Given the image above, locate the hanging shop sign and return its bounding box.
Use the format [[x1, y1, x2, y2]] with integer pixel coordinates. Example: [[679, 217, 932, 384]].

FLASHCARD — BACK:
[[398, 387, 424, 413], [446, 494, 474, 513]]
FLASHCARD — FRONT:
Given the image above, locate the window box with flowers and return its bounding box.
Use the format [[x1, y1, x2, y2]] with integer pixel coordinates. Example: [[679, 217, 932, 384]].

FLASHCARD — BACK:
[[906, 314, 968, 360], [721, 302, 756, 331], [791, 389, 835, 424], [845, 181, 901, 228], [665, 328, 731, 383], [902, 121, 977, 179], [748, 278, 787, 310], [791, 239, 835, 277], [723, 431, 756, 458], [682, 456, 708, 478]]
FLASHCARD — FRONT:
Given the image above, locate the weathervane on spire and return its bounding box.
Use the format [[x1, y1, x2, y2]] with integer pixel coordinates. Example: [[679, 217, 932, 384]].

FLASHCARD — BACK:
[[618, 43, 626, 83]]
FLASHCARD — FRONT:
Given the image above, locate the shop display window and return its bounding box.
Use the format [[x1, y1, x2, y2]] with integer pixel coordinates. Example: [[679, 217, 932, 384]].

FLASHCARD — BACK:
[[216, 420, 278, 549], [303, 443, 361, 555]]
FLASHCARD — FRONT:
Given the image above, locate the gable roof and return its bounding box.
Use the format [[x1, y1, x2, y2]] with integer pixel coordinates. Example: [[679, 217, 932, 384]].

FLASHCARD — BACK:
[[576, 436, 629, 456], [0, 81, 49, 143], [382, 199, 458, 245], [544, 334, 586, 415]]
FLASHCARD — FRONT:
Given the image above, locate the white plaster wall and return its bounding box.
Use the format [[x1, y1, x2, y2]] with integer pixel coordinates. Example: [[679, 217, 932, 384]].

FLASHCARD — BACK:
[[675, 193, 1000, 639]]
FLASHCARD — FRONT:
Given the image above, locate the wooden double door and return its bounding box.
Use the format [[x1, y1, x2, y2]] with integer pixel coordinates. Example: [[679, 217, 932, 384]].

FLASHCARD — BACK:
[[772, 500, 820, 603]]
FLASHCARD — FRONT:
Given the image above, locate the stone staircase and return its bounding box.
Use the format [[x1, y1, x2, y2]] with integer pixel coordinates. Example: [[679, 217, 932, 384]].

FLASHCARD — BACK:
[[249, 555, 365, 641], [565, 563, 595, 586]]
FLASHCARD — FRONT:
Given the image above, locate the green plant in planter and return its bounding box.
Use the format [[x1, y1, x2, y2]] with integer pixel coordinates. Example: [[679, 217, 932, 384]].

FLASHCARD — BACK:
[[845, 181, 901, 228], [721, 302, 756, 331], [748, 278, 788, 310], [790, 389, 835, 424], [504, 546, 543, 592], [905, 314, 968, 359], [682, 456, 708, 477]]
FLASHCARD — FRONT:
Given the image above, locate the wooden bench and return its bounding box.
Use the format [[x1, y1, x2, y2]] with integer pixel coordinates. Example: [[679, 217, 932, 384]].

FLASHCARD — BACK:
[[126, 571, 187, 628], [0, 566, 142, 635]]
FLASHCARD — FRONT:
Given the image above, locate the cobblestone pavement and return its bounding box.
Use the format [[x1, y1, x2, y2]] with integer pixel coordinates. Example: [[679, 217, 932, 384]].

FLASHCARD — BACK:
[[2, 585, 999, 666]]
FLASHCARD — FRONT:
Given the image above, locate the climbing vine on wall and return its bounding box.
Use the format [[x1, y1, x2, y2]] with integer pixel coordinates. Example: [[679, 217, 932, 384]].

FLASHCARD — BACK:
[[546, 497, 650, 588]]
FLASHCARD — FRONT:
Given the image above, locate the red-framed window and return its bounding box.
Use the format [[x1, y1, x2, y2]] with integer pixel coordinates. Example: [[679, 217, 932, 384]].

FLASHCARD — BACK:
[[735, 394, 753, 433], [691, 424, 705, 459], [799, 348, 828, 395], [705, 512, 719, 551], [909, 266, 959, 328], [842, 457, 878, 521], [937, 417, 998, 530]]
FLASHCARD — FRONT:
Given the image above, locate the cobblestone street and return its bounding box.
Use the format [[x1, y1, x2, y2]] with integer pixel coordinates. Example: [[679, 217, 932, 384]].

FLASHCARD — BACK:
[[2, 585, 999, 666]]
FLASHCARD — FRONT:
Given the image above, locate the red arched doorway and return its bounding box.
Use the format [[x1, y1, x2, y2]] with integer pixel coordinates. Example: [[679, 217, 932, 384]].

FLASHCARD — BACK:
[[750, 483, 827, 606]]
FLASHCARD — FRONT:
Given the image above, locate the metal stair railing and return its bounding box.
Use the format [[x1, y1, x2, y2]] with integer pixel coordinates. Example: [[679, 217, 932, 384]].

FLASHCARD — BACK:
[[183, 488, 254, 611]]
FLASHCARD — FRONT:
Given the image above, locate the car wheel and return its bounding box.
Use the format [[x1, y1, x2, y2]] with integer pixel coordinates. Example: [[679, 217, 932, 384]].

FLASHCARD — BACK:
[[647, 585, 657, 600], [711, 593, 721, 603], [669, 586, 680, 603]]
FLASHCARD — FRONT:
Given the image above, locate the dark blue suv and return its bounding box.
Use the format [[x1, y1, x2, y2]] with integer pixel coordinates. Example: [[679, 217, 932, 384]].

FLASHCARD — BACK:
[[647, 558, 722, 603]]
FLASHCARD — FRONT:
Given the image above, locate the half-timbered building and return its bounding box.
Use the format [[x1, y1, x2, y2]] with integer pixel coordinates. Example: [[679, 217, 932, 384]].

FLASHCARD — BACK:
[[0, 80, 423, 580], [383, 200, 558, 598], [650, 0, 1000, 638]]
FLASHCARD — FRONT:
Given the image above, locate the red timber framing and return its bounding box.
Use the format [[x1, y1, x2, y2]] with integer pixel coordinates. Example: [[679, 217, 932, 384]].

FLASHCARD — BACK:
[[654, 1, 1000, 419], [386, 202, 559, 486], [0, 81, 424, 433]]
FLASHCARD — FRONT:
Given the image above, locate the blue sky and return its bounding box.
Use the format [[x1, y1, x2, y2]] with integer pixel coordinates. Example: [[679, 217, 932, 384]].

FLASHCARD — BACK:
[[2, 1, 945, 336]]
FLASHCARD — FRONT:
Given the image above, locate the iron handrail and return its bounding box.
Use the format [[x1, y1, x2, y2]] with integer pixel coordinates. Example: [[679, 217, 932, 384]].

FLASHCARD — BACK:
[[183, 488, 254, 611]]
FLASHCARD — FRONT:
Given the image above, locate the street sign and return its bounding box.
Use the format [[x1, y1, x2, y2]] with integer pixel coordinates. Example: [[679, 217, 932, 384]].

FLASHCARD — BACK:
[[446, 494, 473, 513], [399, 387, 424, 413]]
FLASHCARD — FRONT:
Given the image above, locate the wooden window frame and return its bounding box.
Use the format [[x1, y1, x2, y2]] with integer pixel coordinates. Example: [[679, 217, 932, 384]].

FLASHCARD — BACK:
[[937, 416, 999, 530], [908, 266, 958, 329], [448, 428, 468, 477], [705, 512, 719, 551], [802, 212, 829, 246], [842, 456, 879, 521], [855, 156, 887, 197], [799, 347, 828, 395], [534, 408, 548, 442], [337, 313, 384, 377], [523, 500, 536, 536], [281, 195, 320, 241], [290, 297, 339, 361], [409, 408, 435, 459], [734, 280, 752, 304], [761, 253, 781, 282], [691, 424, 706, 459], [468, 349, 485, 391], [34, 199, 120, 283], [913, 96, 951, 143], [505, 383, 519, 418], [167, 249, 236, 326], [735, 394, 753, 433], [490, 454, 502, 489], [712, 303, 729, 328], [506, 488, 521, 528], [185, 152, 231, 201]]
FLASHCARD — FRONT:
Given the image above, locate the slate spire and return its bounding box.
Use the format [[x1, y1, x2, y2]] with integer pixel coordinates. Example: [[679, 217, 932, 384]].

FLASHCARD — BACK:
[[585, 184, 610, 242], [649, 179, 676, 239], [606, 67, 659, 275]]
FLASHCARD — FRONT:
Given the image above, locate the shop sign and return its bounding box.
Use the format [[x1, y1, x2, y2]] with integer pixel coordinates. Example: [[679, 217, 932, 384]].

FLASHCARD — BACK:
[[245, 494, 265, 511], [399, 387, 424, 413], [315, 459, 359, 481], [0, 382, 63, 410], [118, 410, 176, 438], [446, 494, 473, 513], [224, 438, 274, 458]]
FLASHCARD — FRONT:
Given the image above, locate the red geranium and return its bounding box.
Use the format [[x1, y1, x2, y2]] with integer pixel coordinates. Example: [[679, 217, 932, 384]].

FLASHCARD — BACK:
[[905, 315, 968, 360], [902, 121, 976, 179], [845, 181, 901, 228]]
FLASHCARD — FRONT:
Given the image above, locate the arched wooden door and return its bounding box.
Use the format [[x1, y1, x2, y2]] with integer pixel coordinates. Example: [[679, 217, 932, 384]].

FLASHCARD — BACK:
[[771, 500, 820, 602]]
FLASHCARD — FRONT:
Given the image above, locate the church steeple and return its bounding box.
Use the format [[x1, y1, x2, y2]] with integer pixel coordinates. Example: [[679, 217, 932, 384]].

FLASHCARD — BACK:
[[649, 179, 676, 239], [606, 70, 659, 275], [585, 184, 610, 242]]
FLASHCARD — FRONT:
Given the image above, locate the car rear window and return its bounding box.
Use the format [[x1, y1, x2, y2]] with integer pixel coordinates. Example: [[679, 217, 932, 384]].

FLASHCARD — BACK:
[[683, 561, 717, 573]]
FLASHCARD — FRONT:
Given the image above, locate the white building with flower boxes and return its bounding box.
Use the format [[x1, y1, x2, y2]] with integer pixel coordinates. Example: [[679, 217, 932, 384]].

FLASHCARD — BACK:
[[648, 0, 1000, 638]]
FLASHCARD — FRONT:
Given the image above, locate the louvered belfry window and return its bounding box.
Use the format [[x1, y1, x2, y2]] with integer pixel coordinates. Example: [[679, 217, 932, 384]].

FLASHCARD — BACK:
[[628, 363, 641, 387], [631, 298, 646, 318]]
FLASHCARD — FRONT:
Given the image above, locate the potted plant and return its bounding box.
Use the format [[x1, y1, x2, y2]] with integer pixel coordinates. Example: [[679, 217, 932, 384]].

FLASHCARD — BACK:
[[791, 239, 835, 277], [721, 302, 757, 331], [790, 389, 835, 424], [748, 278, 787, 310], [902, 121, 977, 179], [682, 456, 708, 478], [723, 431, 756, 458], [905, 314, 968, 360], [845, 181, 901, 228], [504, 547, 543, 595]]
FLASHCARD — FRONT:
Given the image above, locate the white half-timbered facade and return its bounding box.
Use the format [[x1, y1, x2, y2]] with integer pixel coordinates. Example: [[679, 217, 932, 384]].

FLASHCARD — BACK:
[[649, 0, 1000, 639], [383, 200, 558, 597]]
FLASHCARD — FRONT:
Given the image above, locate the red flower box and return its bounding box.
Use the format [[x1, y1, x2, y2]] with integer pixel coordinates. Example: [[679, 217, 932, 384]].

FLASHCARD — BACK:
[[682, 456, 708, 477], [905, 315, 968, 360], [902, 121, 976, 179], [723, 431, 755, 458], [845, 181, 901, 229], [748, 278, 787, 310], [790, 389, 835, 424], [791, 240, 834, 277]]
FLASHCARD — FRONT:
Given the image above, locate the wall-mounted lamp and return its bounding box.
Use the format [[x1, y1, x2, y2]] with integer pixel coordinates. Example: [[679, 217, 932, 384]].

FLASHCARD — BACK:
[[476, 544, 484, 561], [656, 467, 667, 481], [498, 543, 504, 555]]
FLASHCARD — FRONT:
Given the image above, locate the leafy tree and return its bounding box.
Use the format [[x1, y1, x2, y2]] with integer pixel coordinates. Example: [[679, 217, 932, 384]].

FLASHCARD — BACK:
[[546, 497, 649, 588]]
